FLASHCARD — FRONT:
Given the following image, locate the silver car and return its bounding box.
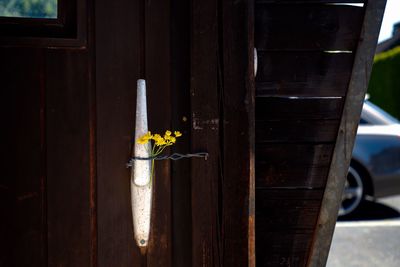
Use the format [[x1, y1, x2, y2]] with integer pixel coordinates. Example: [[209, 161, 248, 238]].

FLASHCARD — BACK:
[[340, 100, 400, 216]]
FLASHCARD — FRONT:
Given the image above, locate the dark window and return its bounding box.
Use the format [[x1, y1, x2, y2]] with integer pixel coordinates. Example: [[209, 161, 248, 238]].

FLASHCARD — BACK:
[[0, 0, 86, 48], [0, 0, 57, 19]]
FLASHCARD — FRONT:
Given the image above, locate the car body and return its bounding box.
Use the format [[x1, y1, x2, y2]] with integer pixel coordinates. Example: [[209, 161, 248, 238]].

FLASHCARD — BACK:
[[340, 100, 400, 216]]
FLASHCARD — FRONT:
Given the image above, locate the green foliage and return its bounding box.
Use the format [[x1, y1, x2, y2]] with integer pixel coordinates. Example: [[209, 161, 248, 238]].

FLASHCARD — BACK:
[[0, 0, 57, 18], [367, 46, 400, 119]]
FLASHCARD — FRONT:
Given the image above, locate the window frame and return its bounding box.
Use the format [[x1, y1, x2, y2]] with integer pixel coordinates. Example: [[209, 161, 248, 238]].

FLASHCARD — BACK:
[[0, 0, 87, 48]]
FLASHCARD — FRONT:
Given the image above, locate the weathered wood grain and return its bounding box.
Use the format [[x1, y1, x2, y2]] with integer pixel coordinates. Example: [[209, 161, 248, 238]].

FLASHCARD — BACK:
[[256, 189, 322, 266], [256, 119, 339, 143], [221, 0, 255, 265], [256, 230, 314, 267], [0, 48, 46, 267], [170, 1, 192, 266], [256, 144, 333, 188], [190, 0, 221, 265], [256, 52, 354, 97], [256, 97, 344, 120], [46, 50, 92, 266], [255, 4, 364, 51], [256, 189, 323, 230], [95, 0, 142, 264], [145, 0, 172, 265]]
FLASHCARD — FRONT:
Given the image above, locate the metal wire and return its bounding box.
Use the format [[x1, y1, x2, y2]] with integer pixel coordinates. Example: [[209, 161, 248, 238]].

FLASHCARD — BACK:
[[126, 152, 209, 167]]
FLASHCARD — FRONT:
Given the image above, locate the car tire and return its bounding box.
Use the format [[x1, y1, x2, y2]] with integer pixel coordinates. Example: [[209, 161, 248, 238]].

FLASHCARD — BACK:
[[339, 164, 366, 217]]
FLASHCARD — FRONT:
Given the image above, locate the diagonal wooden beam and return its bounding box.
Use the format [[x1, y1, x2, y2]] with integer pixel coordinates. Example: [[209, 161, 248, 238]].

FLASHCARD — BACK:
[[307, 1, 387, 266]]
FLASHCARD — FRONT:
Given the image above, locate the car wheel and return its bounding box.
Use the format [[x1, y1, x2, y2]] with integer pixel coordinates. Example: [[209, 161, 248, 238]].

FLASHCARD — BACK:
[[339, 165, 365, 217]]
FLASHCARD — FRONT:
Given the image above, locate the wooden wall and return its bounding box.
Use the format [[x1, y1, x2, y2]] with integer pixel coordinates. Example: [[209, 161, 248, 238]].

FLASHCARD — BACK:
[[254, 1, 366, 266], [1, 47, 94, 266], [1, 0, 377, 266], [0, 0, 254, 266]]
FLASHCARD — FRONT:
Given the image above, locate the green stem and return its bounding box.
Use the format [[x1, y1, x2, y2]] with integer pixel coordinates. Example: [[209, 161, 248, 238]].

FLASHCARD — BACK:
[[150, 158, 155, 185], [148, 143, 172, 186], [149, 143, 156, 185]]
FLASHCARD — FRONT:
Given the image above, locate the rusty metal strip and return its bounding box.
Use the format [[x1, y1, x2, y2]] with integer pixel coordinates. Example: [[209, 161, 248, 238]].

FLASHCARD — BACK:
[[307, 1, 387, 266]]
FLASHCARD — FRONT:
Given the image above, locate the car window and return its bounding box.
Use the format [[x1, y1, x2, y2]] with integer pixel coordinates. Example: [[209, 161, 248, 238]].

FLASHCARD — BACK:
[[359, 118, 369, 125]]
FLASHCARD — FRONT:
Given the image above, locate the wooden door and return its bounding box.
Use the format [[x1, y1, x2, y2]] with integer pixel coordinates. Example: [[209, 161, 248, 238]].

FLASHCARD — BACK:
[[1, 0, 255, 266]]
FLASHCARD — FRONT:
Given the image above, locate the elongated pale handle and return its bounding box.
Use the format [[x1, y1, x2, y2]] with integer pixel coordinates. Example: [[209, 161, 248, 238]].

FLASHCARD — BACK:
[[133, 79, 151, 186], [131, 79, 152, 249], [131, 181, 152, 248]]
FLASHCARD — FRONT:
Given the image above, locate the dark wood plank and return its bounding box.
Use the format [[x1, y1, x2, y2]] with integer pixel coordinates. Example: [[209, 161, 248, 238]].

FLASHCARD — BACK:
[[256, 119, 339, 143], [255, 4, 364, 51], [95, 0, 142, 264], [46, 50, 91, 266], [256, 231, 314, 267], [0, 48, 46, 267], [191, 0, 221, 265], [87, 0, 97, 264], [255, 189, 323, 267], [145, 0, 172, 265], [255, 144, 333, 188], [221, 0, 255, 265], [255, 51, 354, 97], [256, 189, 323, 230], [256, 97, 344, 120], [170, 0, 192, 266]]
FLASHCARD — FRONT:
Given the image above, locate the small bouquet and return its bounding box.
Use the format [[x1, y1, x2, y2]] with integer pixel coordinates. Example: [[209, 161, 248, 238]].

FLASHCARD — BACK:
[[136, 130, 182, 183]]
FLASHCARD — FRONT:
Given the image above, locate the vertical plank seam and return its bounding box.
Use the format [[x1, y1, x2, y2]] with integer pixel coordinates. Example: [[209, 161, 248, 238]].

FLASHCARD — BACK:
[[40, 48, 49, 267], [247, 0, 256, 265], [88, 0, 98, 263]]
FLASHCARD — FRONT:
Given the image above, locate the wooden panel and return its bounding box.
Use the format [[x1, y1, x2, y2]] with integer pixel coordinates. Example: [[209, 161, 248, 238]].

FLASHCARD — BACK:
[[191, 0, 221, 265], [145, 0, 172, 265], [170, 0, 192, 266], [255, 4, 364, 51], [222, 0, 255, 265], [256, 189, 323, 267], [256, 52, 354, 97], [0, 48, 46, 267], [46, 50, 91, 266], [256, 97, 344, 120], [256, 119, 339, 143], [95, 0, 142, 264], [255, 144, 333, 188], [256, 231, 314, 267], [256, 189, 323, 229]]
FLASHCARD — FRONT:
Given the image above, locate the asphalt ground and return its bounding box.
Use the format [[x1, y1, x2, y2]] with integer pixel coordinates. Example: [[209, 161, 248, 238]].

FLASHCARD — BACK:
[[326, 195, 400, 267]]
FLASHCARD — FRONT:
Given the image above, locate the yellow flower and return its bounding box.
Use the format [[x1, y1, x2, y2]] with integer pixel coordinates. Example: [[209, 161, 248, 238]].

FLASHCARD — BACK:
[[137, 136, 149, 144], [156, 139, 167, 146], [137, 131, 153, 144], [135, 129, 183, 186], [152, 134, 166, 146], [137, 129, 181, 148], [153, 134, 162, 140], [144, 131, 152, 139]]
